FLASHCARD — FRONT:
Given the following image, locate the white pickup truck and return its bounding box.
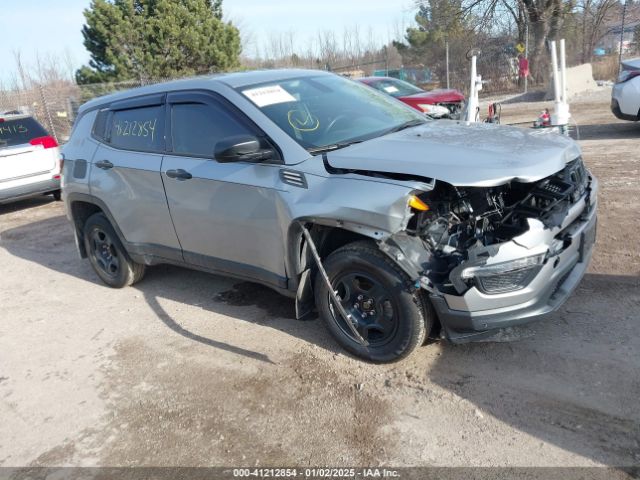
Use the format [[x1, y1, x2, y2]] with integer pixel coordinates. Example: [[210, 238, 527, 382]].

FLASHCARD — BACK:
[[0, 114, 62, 204]]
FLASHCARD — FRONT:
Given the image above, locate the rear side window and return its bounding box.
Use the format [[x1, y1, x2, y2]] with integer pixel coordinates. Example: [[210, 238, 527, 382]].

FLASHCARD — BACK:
[[0, 117, 48, 148], [170, 102, 251, 157], [92, 109, 110, 142], [109, 105, 164, 152]]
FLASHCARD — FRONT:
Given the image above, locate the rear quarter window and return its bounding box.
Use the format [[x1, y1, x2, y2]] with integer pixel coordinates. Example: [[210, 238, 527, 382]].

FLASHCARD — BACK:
[[0, 117, 48, 148], [91, 109, 110, 142], [108, 106, 164, 152]]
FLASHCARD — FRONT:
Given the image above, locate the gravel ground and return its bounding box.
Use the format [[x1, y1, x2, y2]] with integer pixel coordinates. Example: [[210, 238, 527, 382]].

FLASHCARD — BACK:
[[0, 87, 639, 469]]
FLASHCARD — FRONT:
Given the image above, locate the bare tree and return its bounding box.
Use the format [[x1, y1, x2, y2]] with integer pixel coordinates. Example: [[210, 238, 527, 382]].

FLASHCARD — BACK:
[[460, 0, 564, 82], [521, 0, 565, 82], [577, 0, 617, 63], [12, 51, 30, 90]]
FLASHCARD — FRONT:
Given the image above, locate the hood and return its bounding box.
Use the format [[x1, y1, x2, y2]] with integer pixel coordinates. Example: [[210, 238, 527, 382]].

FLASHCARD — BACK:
[[403, 89, 465, 104], [325, 121, 582, 187]]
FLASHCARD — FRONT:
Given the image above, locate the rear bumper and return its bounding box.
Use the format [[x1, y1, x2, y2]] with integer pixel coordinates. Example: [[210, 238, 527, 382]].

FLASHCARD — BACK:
[[0, 178, 60, 204], [611, 98, 638, 121], [432, 179, 598, 344]]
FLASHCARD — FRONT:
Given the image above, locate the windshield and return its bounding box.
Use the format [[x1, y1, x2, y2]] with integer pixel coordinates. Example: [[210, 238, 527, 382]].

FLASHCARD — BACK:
[[239, 74, 425, 152], [0, 117, 48, 148], [370, 78, 423, 98]]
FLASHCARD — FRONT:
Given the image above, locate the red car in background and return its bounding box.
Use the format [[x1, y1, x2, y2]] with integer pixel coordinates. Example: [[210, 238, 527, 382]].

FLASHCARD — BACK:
[[358, 76, 465, 119]]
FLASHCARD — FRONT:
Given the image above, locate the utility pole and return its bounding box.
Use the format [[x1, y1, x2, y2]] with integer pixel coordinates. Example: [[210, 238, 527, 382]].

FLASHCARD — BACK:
[[524, 20, 529, 94], [618, 0, 627, 73], [445, 39, 450, 89]]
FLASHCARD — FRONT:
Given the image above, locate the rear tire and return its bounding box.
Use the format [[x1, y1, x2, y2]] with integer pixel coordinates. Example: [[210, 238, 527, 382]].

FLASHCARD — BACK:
[[314, 240, 431, 363], [52, 190, 61, 201], [83, 213, 145, 288]]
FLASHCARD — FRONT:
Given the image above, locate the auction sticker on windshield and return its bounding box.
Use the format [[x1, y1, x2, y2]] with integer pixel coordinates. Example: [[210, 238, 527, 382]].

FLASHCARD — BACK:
[[242, 85, 297, 107]]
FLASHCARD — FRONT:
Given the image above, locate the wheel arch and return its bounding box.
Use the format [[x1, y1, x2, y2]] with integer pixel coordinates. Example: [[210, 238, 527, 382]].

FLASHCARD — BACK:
[[66, 193, 126, 258], [286, 218, 389, 318]]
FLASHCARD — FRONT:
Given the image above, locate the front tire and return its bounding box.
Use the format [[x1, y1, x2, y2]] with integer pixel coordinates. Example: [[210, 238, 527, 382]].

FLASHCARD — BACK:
[[83, 213, 145, 288], [314, 241, 431, 363]]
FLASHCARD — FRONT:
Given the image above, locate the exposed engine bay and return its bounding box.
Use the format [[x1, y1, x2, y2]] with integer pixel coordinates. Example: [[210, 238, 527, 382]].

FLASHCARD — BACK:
[[399, 158, 593, 296]]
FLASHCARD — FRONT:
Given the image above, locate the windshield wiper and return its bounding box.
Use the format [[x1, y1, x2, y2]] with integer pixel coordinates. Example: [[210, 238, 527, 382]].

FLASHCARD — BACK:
[[308, 139, 364, 155], [384, 119, 425, 135]]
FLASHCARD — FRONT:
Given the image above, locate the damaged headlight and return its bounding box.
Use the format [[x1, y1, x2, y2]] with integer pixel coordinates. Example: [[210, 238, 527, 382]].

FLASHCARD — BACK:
[[417, 104, 450, 118], [461, 253, 546, 294]]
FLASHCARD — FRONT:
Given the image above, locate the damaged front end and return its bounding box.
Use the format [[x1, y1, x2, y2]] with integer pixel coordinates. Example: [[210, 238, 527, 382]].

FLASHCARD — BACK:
[[380, 157, 598, 342]]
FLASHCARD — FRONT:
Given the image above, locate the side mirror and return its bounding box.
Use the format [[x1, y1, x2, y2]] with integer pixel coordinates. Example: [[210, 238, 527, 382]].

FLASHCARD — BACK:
[[214, 135, 275, 163]]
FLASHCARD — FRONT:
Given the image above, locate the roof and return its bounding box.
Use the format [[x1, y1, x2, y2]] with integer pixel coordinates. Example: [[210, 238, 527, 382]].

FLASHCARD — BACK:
[[78, 69, 331, 114], [606, 21, 640, 34], [0, 113, 32, 120]]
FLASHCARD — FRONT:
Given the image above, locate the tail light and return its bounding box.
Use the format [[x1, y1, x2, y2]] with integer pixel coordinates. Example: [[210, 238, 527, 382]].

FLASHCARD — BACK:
[[29, 135, 58, 149], [616, 69, 640, 84], [28, 135, 62, 178]]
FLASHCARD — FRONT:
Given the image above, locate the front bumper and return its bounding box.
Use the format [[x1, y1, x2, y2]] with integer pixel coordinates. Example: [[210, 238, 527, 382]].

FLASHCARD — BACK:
[[432, 177, 598, 343]]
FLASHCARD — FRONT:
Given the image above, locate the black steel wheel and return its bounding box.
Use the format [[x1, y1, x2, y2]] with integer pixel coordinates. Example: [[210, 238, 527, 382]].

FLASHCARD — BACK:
[[83, 213, 145, 288], [329, 272, 400, 347], [88, 226, 121, 279], [315, 240, 432, 363]]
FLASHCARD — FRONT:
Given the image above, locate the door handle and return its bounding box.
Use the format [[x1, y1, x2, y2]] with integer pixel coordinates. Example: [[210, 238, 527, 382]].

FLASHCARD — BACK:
[[95, 160, 114, 170], [165, 169, 192, 180]]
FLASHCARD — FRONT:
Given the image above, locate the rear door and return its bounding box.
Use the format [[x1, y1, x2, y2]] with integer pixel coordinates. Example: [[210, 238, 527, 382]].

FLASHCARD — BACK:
[[0, 117, 57, 182], [161, 91, 287, 287], [89, 94, 182, 261]]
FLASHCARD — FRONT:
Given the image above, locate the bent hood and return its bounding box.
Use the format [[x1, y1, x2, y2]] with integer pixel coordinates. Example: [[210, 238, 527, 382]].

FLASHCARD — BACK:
[[325, 121, 582, 187]]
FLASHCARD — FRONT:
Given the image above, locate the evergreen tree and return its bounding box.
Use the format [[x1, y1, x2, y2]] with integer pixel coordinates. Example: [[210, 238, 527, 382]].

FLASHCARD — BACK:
[[76, 0, 241, 84], [393, 1, 474, 81]]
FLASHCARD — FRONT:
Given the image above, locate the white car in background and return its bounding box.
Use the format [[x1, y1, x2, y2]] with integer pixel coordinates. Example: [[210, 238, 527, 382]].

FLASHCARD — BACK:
[[611, 58, 640, 121], [0, 114, 62, 204]]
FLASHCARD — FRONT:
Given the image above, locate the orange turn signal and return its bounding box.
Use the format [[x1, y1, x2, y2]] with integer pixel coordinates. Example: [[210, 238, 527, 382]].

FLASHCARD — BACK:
[[408, 195, 429, 211]]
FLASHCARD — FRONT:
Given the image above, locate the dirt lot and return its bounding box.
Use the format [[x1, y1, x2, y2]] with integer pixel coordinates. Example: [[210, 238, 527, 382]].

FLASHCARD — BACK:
[[0, 88, 639, 469]]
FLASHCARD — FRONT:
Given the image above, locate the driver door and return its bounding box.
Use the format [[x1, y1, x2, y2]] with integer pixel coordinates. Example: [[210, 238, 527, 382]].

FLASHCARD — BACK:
[[161, 91, 288, 288]]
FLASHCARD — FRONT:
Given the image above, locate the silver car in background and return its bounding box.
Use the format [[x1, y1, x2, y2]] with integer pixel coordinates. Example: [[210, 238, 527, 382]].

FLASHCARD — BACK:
[[62, 70, 597, 362]]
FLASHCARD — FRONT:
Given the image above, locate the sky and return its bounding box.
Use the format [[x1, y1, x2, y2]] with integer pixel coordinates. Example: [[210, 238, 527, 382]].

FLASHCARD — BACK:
[[1, 0, 416, 85]]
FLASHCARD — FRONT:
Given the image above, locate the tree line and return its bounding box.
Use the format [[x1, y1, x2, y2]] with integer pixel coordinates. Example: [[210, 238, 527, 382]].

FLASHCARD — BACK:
[[6, 0, 639, 90], [396, 0, 638, 84]]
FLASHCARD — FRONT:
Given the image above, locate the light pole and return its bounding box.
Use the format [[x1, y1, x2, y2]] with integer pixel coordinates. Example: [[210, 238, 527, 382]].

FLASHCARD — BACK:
[[619, 0, 627, 73], [524, 19, 529, 93], [445, 39, 450, 89]]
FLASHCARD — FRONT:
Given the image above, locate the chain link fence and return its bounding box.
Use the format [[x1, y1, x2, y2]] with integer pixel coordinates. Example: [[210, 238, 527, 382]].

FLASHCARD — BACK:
[[0, 43, 543, 144], [0, 79, 152, 144], [327, 51, 533, 99]]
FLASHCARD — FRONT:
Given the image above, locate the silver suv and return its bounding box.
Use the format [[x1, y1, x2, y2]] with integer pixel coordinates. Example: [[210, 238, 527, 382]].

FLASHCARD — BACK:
[[62, 70, 598, 362]]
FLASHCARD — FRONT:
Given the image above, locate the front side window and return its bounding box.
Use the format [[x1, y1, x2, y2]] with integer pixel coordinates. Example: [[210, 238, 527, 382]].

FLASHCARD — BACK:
[[239, 75, 425, 152], [170, 102, 251, 157], [109, 105, 164, 151]]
